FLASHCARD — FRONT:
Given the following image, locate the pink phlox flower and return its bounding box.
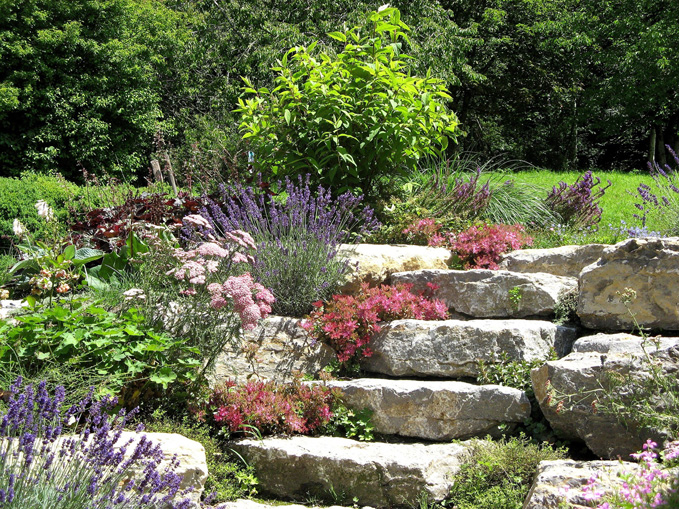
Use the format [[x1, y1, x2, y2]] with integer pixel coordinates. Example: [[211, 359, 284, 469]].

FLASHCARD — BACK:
[[223, 230, 257, 250], [198, 242, 229, 258], [204, 260, 219, 273], [663, 441, 679, 462], [210, 295, 228, 310], [174, 260, 205, 281], [189, 275, 206, 285], [231, 252, 250, 264], [254, 284, 275, 305], [207, 283, 222, 295], [183, 214, 213, 230]]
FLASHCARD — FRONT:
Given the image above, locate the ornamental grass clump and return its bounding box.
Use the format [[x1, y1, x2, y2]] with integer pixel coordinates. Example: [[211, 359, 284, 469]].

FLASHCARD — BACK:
[[182, 175, 379, 317], [302, 283, 448, 366], [0, 377, 194, 508]]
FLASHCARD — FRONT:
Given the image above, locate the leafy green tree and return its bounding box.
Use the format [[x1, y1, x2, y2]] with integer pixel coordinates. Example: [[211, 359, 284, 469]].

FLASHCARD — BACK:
[[0, 0, 193, 181], [235, 7, 459, 197]]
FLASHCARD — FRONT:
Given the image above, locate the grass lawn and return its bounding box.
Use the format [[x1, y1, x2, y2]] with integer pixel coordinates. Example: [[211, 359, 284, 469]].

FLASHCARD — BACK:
[[490, 169, 657, 228]]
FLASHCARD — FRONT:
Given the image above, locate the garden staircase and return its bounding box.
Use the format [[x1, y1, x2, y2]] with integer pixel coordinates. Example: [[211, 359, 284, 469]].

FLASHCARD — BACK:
[[224, 266, 580, 508]]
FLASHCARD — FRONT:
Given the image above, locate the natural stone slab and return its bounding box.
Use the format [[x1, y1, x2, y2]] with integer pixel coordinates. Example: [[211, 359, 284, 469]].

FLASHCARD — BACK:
[[119, 432, 208, 506], [212, 316, 335, 384], [217, 500, 357, 509], [499, 244, 607, 278], [572, 332, 679, 354], [390, 269, 577, 319], [362, 319, 578, 378], [324, 378, 530, 440], [523, 459, 638, 509], [229, 436, 467, 508], [531, 336, 679, 459], [0, 299, 27, 321], [578, 237, 679, 330], [338, 243, 453, 294]]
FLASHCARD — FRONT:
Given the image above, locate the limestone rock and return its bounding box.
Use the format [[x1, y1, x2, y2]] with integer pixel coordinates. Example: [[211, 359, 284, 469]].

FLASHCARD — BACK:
[[531, 335, 679, 459], [362, 319, 578, 378], [212, 316, 335, 384], [390, 269, 577, 319], [523, 459, 638, 509], [577, 237, 679, 330], [116, 432, 208, 507], [218, 500, 359, 509], [0, 299, 27, 321], [229, 436, 467, 508], [325, 378, 530, 440], [499, 244, 607, 278], [338, 244, 453, 294]]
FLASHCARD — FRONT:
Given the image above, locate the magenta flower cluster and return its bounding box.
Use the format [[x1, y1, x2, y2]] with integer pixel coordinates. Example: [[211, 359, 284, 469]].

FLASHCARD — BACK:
[[302, 283, 448, 364], [204, 380, 337, 436], [430, 223, 532, 270], [0, 377, 193, 508]]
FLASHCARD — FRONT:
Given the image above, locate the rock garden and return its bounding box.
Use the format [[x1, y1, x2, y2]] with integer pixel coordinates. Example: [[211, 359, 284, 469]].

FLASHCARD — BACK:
[[2, 5, 679, 509]]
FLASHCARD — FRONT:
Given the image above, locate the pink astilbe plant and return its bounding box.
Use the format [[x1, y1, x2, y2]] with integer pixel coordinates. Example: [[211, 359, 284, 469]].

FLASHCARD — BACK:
[[201, 379, 339, 437], [302, 283, 448, 365]]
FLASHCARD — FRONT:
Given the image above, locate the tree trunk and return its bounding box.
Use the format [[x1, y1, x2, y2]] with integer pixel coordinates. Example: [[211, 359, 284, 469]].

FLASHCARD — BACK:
[[658, 128, 667, 167], [649, 127, 657, 163]]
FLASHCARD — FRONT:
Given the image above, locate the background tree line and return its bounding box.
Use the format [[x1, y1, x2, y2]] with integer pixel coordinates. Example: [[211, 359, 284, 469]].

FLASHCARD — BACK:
[[0, 0, 677, 183]]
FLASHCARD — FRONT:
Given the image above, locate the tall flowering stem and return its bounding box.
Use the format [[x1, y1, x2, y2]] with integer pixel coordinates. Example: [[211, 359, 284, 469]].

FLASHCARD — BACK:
[[0, 378, 193, 508], [546, 171, 611, 229]]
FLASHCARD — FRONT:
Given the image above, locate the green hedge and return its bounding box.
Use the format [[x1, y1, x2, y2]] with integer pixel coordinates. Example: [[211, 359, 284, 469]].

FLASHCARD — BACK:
[[0, 173, 83, 250]]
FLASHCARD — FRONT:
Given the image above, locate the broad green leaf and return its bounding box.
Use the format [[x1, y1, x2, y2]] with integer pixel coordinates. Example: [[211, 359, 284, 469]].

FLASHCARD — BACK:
[[63, 245, 76, 260], [327, 31, 347, 43]]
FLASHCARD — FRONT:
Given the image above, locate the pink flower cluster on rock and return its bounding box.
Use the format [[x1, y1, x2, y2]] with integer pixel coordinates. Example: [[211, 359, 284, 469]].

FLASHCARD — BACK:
[[208, 273, 275, 330]]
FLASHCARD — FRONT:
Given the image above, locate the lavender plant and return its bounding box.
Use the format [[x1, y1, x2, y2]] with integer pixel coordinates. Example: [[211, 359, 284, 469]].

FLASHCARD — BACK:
[[632, 145, 679, 236], [182, 176, 379, 317], [0, 377, 194, 508], [545, 171, 611, 228]]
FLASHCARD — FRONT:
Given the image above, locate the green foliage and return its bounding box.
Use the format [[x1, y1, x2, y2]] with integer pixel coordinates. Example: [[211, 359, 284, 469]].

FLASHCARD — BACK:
[[508, 286, 522, 311], [476, 352, 552, 398], [0, 0, 193, 181], [323, 405, 375, 442], [0, 298, 201, 400], [236, 7, 458, 197], [553, 288, 579, 325], [445, 436, 567, 509], [143, 412, 259, 504], [0, 173, 82, 249]]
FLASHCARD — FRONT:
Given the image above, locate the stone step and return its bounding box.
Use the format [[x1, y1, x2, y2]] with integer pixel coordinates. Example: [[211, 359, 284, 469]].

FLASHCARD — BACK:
[[498, 244, 607, 278], [324, 378, 530, 441], [337, 243, 453, 294], [531, 333, 679, 459], [391, 269, 576, 319], [217, 500, 357, 509], [361, 319, 578, 378], [229, 436, 468, 508], [523, 459, 638, 509]]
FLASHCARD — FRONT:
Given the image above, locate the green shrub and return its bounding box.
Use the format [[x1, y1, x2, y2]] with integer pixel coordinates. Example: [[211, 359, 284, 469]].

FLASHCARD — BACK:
[[0, 173, 82, 249], [446, 436, 567, 509], [236, 6, 459, 198], [0, 298, 201, 405]]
